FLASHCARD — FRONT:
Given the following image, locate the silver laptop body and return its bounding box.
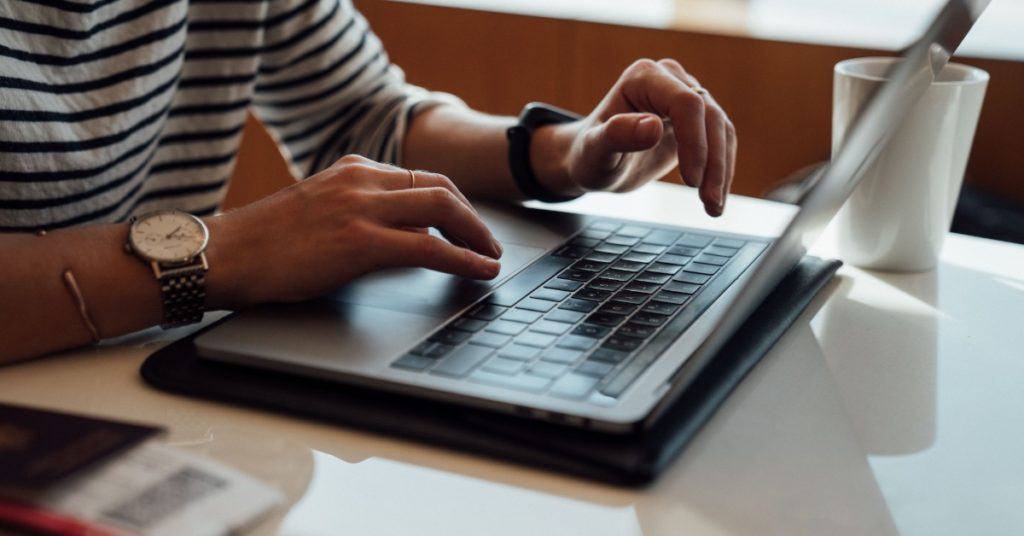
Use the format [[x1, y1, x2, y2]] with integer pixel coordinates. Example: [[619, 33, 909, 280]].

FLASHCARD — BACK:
[[196, 0, 989, 433]]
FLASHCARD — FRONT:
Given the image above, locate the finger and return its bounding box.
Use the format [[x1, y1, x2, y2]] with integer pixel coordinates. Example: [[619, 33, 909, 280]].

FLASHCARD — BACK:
[[723, 121, 738, 212], [330, 156, 477, 213], [657, 59, 734, 215], [373, 187, 502, 259], [376, 228, 501, 280], [578, 113, 664, 182], [620, 60, 707, 189]]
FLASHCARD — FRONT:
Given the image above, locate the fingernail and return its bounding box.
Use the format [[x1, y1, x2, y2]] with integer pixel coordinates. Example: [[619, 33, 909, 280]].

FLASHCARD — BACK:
[[483, 259, 501, 278], [491, 238, 504, 259], [636, 116, 660, 143]]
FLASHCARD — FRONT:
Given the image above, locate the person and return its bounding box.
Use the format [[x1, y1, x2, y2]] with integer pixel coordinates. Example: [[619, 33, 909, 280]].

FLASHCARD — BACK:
[[0, 0, 736, 363]]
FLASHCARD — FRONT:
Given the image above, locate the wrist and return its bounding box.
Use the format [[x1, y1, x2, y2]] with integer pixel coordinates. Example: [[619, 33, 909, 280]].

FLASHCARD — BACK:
[[202, 214, 253, 311], [529, 122, 585, 199]]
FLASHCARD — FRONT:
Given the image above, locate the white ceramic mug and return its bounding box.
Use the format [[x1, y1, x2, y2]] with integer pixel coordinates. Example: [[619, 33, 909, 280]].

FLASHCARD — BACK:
[[833, 57, 988, 272]]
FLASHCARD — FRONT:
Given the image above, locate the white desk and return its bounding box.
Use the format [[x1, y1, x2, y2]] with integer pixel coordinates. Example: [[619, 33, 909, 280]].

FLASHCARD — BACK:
[[2, 182, 1023, 535]]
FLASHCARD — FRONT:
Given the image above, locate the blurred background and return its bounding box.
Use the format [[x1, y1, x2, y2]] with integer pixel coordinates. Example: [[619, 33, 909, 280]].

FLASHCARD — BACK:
[[227, 0, 1024, 244]]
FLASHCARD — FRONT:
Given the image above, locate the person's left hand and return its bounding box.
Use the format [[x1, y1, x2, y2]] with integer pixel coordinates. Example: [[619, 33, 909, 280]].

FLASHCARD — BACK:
[[532, 58, 736, 217]]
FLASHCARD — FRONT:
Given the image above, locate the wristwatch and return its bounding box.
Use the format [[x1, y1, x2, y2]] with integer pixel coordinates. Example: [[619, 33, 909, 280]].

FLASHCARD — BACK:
[[125, 209, 210, 328], [507, 102, 584, 203]]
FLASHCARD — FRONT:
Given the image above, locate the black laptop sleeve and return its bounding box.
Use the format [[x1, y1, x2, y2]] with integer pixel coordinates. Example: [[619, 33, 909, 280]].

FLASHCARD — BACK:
[[141, 256, 841, 486]]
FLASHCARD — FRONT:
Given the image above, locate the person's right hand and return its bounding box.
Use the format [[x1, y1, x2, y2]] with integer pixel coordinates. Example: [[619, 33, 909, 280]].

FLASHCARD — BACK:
[[204, 154, 503, 309]]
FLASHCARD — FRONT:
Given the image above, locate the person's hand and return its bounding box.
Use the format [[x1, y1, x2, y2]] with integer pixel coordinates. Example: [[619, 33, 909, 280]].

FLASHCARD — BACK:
[[204, 155, 503, 309], [534, 59, 736, 216]]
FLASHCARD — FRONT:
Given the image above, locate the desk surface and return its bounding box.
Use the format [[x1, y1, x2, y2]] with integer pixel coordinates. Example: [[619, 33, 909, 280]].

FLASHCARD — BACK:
[[2, 182, 1023, 535]]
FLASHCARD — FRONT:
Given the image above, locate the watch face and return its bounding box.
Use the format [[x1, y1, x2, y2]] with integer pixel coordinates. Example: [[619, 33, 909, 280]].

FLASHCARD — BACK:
[[129, 210, 209, 263]]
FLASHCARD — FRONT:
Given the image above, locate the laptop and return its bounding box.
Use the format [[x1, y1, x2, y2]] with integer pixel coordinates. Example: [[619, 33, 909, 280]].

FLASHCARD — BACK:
[[195, 0, 990, 433]]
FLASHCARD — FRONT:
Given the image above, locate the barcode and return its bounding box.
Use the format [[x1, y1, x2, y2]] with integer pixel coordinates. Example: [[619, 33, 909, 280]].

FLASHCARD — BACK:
[[101, 466, 227, 530]]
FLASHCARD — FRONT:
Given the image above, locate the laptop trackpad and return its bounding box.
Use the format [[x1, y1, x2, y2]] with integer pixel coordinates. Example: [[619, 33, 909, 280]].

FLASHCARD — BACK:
[[195, 244, 543, 370]]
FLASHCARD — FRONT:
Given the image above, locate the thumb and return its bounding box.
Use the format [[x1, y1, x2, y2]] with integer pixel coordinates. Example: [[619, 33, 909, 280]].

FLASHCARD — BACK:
[[591, 113, 664, 156]]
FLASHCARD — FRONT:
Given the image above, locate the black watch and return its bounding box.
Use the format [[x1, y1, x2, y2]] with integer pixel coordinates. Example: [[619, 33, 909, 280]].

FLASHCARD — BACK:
[[506, 102, 584, 203]]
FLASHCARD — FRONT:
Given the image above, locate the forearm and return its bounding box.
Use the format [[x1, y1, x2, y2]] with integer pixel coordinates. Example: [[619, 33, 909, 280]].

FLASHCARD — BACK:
[[402, 104, 580, 202], [0, 219, 238, 364]]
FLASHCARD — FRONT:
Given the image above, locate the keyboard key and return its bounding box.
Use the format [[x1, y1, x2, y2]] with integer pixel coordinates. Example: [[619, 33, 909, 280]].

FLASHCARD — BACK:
[[453, 317, 488, 332], [664, 281, 700, 294], [630, 312, 669, 327], [586, 312, 627, 327], [599, 302, 637, 316], [541, 347, 583, 364], [570, 237, 601, 248], [611, 291, 648, 305], [642, 301, 681, 316], [530, 288, 570, 302], [611, 260, 646, 272], [591, 347, 631, 363], [529, 361, 569, 379], [517, 298, 557, 313], [594, 243, 629, 255], [676, 234, 713, 248], [576, 360, 614, 378], [467, 304, 507, 321], [573, 288, 610, 302], [470, 332, 512, 348], [625, 281, 660, 294], [622, 252, 657, 263], [580, 229, 612, 240], [632, 243, 667, 255], [546, 309, 586, 323], [571, 259, 608, 272], [545, 279, 582, 292], [584, 252, 619, 263], [714, 238, 746, 249], [550, 372, 600, 399], [419, 342, 455, 358], [695, 254, 729, 266], [588, 221, 621, 232], [674, 272, 711, 284], [642, 229, 682, 245], [635, 271, 671, 284], [653, 290, 690, 305], [667, 245, 702, 257], [588, 279, 623, 292], [531, 320, 572, 335], [616, 323, 656, 339], [498, 344, 542, 361], [515, 331, 558, 348], [647, 262, 681, 275], [486, 320, 528, 336], [658, 254, 693, 266], [430, 329, 471, 345], [617, 225, 652, 237], [483, 356, 526, 375], [684, 262, 719, 275], [558, 269, 598, 282], [705, 245, 738, 257], [469, 369, 552, 393], [502, 309, 542, 324], [606, 235, 640, 246], [392, 354, 435, 371], [557, 335, 599, 351], [431, 344, 493, 377], [572, 324, 611, 338], [554, 246, 591, 259], [599, 269, 634, 282]]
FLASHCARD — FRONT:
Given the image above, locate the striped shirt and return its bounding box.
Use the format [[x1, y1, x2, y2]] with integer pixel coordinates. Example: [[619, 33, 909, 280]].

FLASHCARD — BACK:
[[0, 0, 456, 231]]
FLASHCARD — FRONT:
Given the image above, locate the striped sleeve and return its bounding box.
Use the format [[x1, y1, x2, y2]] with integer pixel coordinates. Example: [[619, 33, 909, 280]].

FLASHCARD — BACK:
[[250, 0, 462, 178]]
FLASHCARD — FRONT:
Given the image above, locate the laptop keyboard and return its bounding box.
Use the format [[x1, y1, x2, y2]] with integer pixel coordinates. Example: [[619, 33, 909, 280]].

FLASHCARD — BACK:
[[391, 220, 766, 404]]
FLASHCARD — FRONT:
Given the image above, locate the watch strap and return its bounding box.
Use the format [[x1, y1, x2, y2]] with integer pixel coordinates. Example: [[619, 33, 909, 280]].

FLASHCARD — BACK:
[[507, 102, 584, 203], [157, 254, 207, 329]]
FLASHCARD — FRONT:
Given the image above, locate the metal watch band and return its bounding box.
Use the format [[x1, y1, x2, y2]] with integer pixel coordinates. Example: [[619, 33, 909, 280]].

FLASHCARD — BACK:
[[158, 264, 206, 328]]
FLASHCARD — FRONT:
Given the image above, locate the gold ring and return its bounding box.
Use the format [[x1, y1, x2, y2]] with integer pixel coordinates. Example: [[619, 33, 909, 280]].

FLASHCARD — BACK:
[[407, 169, 416, 189]]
